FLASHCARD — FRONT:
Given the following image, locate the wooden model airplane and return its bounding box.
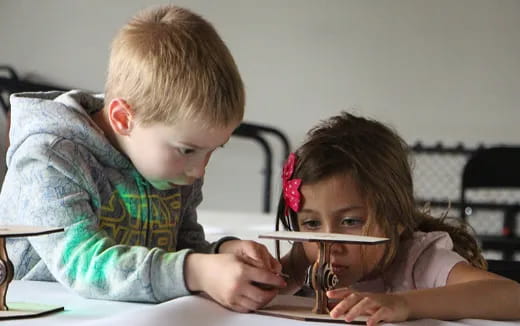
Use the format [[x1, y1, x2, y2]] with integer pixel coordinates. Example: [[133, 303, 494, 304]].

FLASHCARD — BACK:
[[0, 226, 64, 320], [257, 231, 388, 323]]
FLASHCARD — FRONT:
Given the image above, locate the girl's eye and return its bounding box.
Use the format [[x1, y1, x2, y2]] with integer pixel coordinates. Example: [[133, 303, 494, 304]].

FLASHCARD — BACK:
[[301, 219, 321, 230], [340, 217, 364, 228], [177, 147, 196, 155]]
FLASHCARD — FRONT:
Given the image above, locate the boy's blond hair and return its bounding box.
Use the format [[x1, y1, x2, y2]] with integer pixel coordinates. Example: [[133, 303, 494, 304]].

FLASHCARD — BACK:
[[105, 5, 244, 126]]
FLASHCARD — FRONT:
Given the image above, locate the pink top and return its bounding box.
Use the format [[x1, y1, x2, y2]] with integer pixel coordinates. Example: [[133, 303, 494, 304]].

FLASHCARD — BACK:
[[351, 231, 467, 293]]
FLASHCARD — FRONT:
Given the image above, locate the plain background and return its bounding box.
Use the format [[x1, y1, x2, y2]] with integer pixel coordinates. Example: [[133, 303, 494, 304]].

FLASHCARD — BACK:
[[1, 0, 519, 213]]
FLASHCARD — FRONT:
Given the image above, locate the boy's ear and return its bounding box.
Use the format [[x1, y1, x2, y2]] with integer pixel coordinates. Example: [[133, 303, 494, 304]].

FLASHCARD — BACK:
[[107, 98, 135, 136]]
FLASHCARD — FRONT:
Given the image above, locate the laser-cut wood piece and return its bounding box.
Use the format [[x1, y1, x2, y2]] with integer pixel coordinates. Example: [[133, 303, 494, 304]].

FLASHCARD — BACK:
[[258, 231, 388, 322], [0, 226, 64, 320], [257, 294, 368, 324]]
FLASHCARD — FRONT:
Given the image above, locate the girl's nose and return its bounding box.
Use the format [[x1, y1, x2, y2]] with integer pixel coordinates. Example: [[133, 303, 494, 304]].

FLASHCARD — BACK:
[[330, 243, 347, 255]]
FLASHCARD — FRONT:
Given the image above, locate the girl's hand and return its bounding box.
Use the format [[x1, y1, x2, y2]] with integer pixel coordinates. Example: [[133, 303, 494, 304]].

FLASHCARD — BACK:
[[327, 288, 410, 326], [185, 252, 286, 313], [218, 239, 282, 274]]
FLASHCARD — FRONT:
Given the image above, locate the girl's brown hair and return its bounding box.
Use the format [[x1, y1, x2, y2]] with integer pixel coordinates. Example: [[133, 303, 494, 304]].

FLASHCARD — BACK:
[[277, 112, 486, 272]]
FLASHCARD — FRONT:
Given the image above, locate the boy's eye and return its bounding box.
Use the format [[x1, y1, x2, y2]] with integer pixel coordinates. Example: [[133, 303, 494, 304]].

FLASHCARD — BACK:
[[177, 147, 196, 155], [340, 217, 364, 228], [301, 219, 321, 230]]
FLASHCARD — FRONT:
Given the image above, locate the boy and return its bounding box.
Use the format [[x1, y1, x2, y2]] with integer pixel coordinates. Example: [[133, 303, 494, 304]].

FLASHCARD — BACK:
[[0, 5, 285, 312]]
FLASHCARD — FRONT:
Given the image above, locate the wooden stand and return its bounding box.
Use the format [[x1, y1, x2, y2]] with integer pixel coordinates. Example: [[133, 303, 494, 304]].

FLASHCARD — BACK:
[[0, 237, 14, 311], [258, 231, 388, 323], [0, 226, 64, 320], [311, 241, 338, 314]]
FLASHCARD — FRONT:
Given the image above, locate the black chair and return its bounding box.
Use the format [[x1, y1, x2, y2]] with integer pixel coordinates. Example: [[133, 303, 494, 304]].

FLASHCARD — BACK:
[[460, 146, 520, 260], [487, 259, 520, 283], [0, 65, 67, 113], [232, 123, 291, 213]]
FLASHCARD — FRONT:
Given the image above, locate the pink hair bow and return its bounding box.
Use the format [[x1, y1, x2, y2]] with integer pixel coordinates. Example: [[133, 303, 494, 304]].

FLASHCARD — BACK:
[[282, 153, 302, 215]]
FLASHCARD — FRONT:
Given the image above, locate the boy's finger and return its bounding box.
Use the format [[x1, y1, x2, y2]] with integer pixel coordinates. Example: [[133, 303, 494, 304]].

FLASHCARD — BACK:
[[244, 281, 279, 306], [237, 294, 265, 312], [247, 265, 287, 289], [269, 256, 282, 274], [239, 251, 266, 269], [241, 250, 280, 274], [253, 245, 279, 272], [239, 252, 287, 290]]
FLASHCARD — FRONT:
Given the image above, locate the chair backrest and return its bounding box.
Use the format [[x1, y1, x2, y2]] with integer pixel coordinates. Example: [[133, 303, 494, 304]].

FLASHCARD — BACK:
[[460, 146, 520, 217], [460, 146, 520, 260], [462, 147, 520, 189]]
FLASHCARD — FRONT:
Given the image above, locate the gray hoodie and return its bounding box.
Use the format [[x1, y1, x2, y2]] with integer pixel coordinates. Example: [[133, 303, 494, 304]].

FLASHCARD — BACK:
[[0, 90, 227, 302]]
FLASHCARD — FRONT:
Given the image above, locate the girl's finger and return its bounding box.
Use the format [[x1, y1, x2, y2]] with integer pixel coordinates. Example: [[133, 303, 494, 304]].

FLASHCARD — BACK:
[[327, 287, 353, 298], [366, 307, 388, 326], [344, 297, 373, 322], [329, 292, 362, 318], [327, 298, 342, 310]]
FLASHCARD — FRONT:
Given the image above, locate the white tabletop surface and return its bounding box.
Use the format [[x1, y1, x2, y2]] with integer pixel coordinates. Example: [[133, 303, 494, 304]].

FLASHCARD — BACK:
[[4, 210, 520, 325], [6, 280, 520, 326], [197, 209, 292, 254]]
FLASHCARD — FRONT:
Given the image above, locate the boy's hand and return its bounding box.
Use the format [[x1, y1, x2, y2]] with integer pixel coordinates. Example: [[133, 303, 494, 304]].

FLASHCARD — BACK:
[[185, 253, 287, 312], [327, 288, 410, 326], [218, 239, 282, 274]]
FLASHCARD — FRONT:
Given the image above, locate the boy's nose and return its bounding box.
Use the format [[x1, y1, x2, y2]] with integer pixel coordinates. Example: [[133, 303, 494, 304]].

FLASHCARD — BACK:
[[186, 163, 206, 178], [185, 153, 211, 178]]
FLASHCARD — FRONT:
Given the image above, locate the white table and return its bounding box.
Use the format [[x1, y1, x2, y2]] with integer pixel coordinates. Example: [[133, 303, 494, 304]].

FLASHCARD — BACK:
[[197, 209, 292, 255], [5, 281, 519, 326], [6, 280, 147, 325], [4, 210, 520, 325]]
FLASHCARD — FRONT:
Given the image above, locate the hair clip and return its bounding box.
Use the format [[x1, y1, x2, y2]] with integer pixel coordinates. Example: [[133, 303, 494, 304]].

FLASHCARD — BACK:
[[282, 153, 302, 216]]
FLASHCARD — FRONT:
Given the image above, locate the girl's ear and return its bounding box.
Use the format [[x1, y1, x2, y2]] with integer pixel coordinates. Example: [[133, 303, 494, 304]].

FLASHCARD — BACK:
[[107, 98, 135, 136]]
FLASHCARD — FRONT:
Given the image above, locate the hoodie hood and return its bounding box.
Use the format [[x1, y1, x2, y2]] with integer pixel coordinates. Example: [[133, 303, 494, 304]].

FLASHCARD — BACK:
[[8, 90, 131, 169]]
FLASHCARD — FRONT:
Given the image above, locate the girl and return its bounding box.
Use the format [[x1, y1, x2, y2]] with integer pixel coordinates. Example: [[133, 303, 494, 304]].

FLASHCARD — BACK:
[[276, 112, 520, 325]]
